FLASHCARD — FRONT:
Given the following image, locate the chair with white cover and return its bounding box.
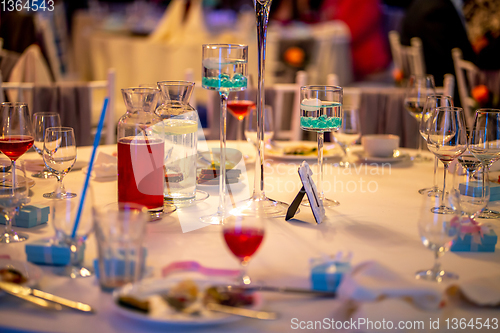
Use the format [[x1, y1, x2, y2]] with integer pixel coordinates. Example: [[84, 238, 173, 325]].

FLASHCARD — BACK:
[[389, 30, 425, 77], [452, 47, 479, 127], [272, 70, 307, 141]]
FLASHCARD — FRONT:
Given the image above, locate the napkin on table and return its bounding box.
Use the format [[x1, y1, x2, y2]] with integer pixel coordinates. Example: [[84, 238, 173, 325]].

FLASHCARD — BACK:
[[337, 261, 443, 310], [82, 151, 117, 180]]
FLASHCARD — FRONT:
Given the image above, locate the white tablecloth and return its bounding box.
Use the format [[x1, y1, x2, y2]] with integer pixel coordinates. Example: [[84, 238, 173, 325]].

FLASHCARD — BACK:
[[0, 142, 498, 333]]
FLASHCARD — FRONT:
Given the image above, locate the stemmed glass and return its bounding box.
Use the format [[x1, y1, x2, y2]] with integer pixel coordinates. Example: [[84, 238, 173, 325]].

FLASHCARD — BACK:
[[244, 105, 274, 148], [222, 214, 265, 285], [51, 179, 95, 278], [0, 162, 31, 243], [404, 75, 436, 162], [331, 107, 360, 168], [469, 109, 500, 218], [228, 87, 255, 158], [0, 103, 34, 200], [416, 193, 459, 282], [450, 160, 489, 221], [418, 94, 453, 196], [299, 85, 343, 207], [426, 106, 468, 214], [201, 44, 248, 224], [32, 112, 61, 178], [43, 127, 77, 199]]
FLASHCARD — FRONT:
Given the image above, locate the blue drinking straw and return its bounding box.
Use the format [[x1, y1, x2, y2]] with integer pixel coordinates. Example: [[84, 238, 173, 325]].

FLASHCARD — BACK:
[[71, 98, 109, 238]]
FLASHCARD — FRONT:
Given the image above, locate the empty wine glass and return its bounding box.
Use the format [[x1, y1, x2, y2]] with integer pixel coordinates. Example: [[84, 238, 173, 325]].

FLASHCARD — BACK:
[[32, 112, 61, 179], [244, 105, 274, 149], [416, 193, 459, 282], [0, 161, 31, 243], [331, 107, 361, 167], [404, 75, 436, 162], [43, 127, 77, 199], [222, 213, 265, 285], [418, 94, 453, 196], [51, 178, 95, 278], [427, 106, 468, 214], [469, 109, 500, 218]]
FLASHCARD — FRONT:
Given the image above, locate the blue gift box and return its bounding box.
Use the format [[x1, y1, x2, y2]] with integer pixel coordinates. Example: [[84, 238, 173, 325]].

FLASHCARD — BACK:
[[0, 204, 49, 228], [93, 247, 147, 279], [25, 238, 85, 266], [459, 181, 500, 201], [310, 261, 351, 292], [450, 229, 497, 252]]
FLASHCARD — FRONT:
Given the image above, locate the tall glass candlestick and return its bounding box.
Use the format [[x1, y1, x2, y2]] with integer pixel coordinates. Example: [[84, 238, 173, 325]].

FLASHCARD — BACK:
[[231, 0, 289, 217]]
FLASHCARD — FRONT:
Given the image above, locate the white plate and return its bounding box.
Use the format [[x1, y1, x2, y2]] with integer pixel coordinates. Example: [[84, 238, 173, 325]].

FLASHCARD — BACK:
[[112, 277, 263, 327], [265, 141, 338, 161], [0, 259, 43, 294], [353, 150, 411, 164]]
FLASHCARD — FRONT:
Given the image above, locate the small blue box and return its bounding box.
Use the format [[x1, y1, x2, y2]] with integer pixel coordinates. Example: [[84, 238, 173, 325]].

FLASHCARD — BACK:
[[459, 181, 500, 201], [310, 261, 351, 292], [451, 229, 497, 252], [0, 204, 49, 228], [93, 247, 147, 279], [25, 238, 85, 266]]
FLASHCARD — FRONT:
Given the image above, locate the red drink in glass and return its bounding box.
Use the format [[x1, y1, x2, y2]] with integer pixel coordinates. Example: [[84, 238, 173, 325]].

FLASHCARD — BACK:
[[118, 136, 164, 210], [227, 100, 255, 121], [223, 227, 264, 261], [0, 135, 34, 160]]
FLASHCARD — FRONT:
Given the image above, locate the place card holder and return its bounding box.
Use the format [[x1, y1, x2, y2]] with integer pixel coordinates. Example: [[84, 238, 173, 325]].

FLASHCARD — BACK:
[[286, 161, 325, 223]]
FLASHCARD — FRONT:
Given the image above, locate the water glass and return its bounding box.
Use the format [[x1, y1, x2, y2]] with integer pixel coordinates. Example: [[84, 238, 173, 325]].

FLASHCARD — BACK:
[[331, 107, 361, 167], [32, 112, 61, 178], [94, 203, 148, 291]]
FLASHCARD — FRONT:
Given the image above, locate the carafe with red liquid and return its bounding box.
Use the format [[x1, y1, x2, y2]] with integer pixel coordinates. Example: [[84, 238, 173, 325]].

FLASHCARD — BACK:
[[118, 88, 165, 218]]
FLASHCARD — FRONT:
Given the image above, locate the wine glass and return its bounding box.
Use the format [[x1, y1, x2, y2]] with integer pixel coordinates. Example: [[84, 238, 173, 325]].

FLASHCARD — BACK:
[[416, 193, 459, 282], [228, 84, 255, 159], [450, 159, 489, 221], [0, 161, 31, 243], [469, 109, 500, 218], [222, 214, 265, 285], [51, 178, 95, 278], [244, 105, 274, 149], [201, 44, 248, 224], [427, 106, 468, 214], [404, 75, 436, 162], [418, 94, 453, 196], [32, 112, 61, 179], [299, 85, 343, 207], [43, 127, 77, 199], [331, 107, 361, 168], [0, 103, 34, 205]]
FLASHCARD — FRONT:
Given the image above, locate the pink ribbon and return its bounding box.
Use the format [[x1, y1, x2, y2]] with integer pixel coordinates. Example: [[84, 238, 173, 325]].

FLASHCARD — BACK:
[[450, 216, 490, 244], [162, 261, 240, 278]]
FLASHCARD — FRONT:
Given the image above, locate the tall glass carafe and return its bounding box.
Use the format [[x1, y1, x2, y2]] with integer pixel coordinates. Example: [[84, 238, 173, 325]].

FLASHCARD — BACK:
[[155, 81, 198, 204], [118, 88, 165, 219]]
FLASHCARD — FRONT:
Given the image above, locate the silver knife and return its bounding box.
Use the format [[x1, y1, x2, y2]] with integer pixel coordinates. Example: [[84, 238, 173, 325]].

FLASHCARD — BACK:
[[0, 286, 62, 310], [0, 281, 94, 313], [205, 303, 277, 320], [220, 285, 337, 297]]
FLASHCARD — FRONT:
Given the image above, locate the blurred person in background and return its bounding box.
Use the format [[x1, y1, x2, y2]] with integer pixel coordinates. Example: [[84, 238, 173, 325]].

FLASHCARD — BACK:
[[400, 0, 476, 88], [319, 0, 391, 81], [463, 0, 500, 70]]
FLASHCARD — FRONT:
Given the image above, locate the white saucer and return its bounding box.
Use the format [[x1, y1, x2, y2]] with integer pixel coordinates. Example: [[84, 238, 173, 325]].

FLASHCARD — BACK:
[[354, 150, 411, 163]]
